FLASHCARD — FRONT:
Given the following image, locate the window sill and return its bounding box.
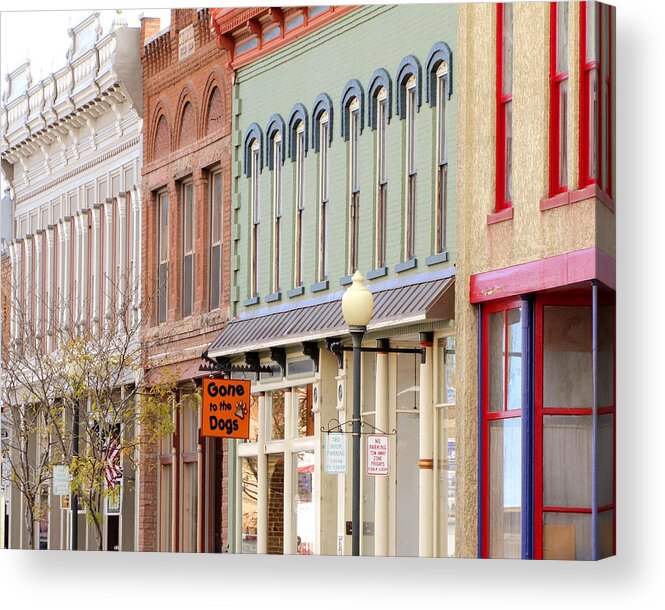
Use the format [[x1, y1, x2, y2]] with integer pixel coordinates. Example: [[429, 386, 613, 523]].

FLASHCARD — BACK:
[[487, 207, 514, 225], [265, 292, 281, 303], [367, 267, 387, 280], [340, 274, 353, 286], [286, 285, 305, 298], [244, 296, 260, 307], [540, 184, 614, 212], [310, 280, 329, 293], [395, 258, 417, 273], [425, 251, 448, 266]]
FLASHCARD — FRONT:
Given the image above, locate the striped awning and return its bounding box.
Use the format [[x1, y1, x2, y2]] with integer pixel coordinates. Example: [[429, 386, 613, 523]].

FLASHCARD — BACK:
[[207, 275, 454, 358]]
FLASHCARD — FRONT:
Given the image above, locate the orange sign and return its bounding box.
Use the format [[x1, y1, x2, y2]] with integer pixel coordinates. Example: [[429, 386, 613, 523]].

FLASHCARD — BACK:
[[202, 378, 251, 438]]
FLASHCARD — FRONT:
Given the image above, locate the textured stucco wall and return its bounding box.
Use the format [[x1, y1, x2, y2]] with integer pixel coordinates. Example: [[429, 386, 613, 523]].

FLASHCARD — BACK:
[[454, 1, 616, 558]]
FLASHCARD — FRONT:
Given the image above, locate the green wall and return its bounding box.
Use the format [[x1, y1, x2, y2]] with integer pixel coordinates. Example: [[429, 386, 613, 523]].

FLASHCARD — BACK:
[[232, 3, 457, 315]]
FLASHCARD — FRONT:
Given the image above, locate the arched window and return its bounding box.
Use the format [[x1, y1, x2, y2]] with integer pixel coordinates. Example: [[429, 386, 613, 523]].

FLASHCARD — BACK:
[[368, 68, 393, 129], [374, 86, 388, 270], [395, 55, 422, 119], [347, 97, 360, 275], [287, 103, 309, 161], [311, 94, 332, 285], [340, 79, 365, 141], [425, 42, 453, 107], [266, 114, 285, 295], [244, 123, 264, 299], [293, 120, 306, 289]]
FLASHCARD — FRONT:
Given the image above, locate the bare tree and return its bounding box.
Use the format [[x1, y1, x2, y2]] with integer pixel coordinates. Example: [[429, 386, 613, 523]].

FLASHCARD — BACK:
[[1, 275, 178, 550]]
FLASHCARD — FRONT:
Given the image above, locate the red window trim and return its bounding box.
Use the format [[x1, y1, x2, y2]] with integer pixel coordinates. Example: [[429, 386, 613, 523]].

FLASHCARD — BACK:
[[533, 294, 616, 560], [481, 297, 523, 559], [549, 2, 569, 197], [495, 3, 513, 213], [579, 2, 613, 198]]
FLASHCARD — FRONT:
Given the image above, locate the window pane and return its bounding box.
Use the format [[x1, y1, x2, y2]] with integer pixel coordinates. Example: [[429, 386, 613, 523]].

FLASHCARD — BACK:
[[502, 3, 513, 95], [296, 385, 314, 437], [182, 462, 198, 552], [211, 171, 222, 242], [598, 413, 614, 507], [241, 456, 258, 553], [267, 453, 284, 554], [589, 68, 599, 179], [559, 79, 568, 187], [543, 415, 592, 508], [210, 244, 221, 310], [295, 450, 315, 555], [437, 336, 456, 405], [159, 194, 169, 260], [504, 99, 513, 202], [598, 305, 615, 407], [543, 306, 593, 407], [270, 390, 285, 440], [182, 395, 198, 453], [488, 312, 504, 412], [437, 75, 447, 164], [396, 352, 419, 410], [556, 2, 569, 74], [489, 417, 521, 559], [183, 253, 193, 317], [159, 465, 172, 552], [436, 406, 456, 557], [506, 308, 522, 410], [543, 511, 591, 560], [586, 1, 598, 63]]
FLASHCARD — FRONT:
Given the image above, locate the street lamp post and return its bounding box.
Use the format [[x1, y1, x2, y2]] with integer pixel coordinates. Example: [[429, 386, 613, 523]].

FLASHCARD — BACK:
[[341, 271, 374, 556]]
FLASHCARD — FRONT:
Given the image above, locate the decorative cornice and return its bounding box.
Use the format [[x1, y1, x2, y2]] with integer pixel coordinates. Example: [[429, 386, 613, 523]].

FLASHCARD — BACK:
[[14, 136, 139, 205]]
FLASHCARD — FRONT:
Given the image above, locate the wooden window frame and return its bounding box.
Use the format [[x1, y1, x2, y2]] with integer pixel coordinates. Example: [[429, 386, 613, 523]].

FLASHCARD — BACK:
[[375, 90, 388, 270], [156, 191, 169, 324], [272, 135, 283, 294], [209, 168, 224, 311], [404, 76, 417, 261], [181, 180, 195, 319], [250, 141, 261, 298], [435, 63, 449, 255], [317, 115, 329, 283], [348, 98, 360, 275], [294, 122, 306, 288]]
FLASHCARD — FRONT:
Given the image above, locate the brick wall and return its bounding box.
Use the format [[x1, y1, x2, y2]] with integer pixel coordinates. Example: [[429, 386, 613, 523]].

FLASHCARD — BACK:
[[139, 8, 233, 553]]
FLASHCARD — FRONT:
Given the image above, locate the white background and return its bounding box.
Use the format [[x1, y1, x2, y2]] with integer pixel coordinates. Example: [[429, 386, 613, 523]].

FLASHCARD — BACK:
[[1, 0, 662, 608]]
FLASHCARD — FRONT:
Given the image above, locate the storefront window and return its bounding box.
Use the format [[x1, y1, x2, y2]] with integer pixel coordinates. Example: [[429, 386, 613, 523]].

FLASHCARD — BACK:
[[295, 385, 314, 437], [295, 450, 315, 554], [270, 390, 285, 440], [241, 456, 258, 553]]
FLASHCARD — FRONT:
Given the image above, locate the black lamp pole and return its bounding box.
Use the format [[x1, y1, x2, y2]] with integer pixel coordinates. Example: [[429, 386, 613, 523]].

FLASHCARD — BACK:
[[350, 326, 365, 556]]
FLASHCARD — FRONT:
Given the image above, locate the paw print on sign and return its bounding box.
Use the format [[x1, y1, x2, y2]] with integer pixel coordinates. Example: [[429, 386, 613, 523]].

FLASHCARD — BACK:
[[235, 399, 248, 420]]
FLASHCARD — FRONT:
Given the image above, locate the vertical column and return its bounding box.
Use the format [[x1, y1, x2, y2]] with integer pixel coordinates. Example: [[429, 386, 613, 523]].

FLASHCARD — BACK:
[[520, 296, 534, 560], [9, 242, 17, 342], [34, 230, 44, 344], [131, 188, 142, 326], [418, 332, 434, 557], [45, 227, 55, 351], [79, 210, 89, 329], [374, 339, 390, 556], [62, 217, 73, 330], [116, 194, 127, 333], [73, 213, 82, 329], [104, 199, 115, 330], [282, 388, 294, 555], [91, 205, 102, 335], [24, 235, 34, 337], [256, 392, 268, 554], [335, 361, 347, 555], [58, 220, 66, 331]]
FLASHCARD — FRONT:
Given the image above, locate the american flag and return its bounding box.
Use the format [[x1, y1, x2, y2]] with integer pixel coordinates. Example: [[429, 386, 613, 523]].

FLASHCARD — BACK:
[[104, 431, 123, 488]]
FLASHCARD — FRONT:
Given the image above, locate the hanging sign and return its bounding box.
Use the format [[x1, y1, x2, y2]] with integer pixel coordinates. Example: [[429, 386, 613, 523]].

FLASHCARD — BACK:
[[366, 434, 390, 476], [52, 465, 71, 496], [202, 378, 251, 439], [325, 433, 348, 474]]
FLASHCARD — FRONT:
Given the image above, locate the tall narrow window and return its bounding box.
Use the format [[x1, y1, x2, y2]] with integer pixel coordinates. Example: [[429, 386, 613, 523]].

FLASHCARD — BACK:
[[209, 169, 223, 310], [157, 191, 169, 324], [272, 134, 282, 294], [496, 2, 514, 211], [348, 98, 360, 275], [250, 141, 260, 297], [580, 2, 613, 197], [483, 302, 523, 559], [550, 2, 569, 195], [375, 90, 387, 269], [317, 114, 329, 282], [435, 63, 448, 254], [404, 76, 417, 261], [294, 122, 305, 288], [181, 181, 195, 318]]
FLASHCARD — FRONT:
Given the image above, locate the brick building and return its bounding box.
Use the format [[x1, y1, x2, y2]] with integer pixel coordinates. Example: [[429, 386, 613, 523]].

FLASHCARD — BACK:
[[139, 8, 233, 553]]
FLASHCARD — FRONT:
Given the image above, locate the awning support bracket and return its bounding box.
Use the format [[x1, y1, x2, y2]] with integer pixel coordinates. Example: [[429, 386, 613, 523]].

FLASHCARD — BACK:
[[321, 417, 396, 437]]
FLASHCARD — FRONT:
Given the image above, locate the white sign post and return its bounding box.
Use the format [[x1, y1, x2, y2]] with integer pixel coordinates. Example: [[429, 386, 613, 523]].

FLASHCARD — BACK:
[[325, 433, 348, 474], [366, 434, 390, 476], [52, 465, 71, 496]]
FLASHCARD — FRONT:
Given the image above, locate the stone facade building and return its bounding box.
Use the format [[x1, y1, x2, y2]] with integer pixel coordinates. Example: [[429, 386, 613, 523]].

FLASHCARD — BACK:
[[0, 11, 144, 550], [139, 8, 233, 553]]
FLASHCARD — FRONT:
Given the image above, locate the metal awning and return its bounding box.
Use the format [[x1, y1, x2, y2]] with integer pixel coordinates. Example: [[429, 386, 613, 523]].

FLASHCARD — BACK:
[[207, 275, 455, 359]]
